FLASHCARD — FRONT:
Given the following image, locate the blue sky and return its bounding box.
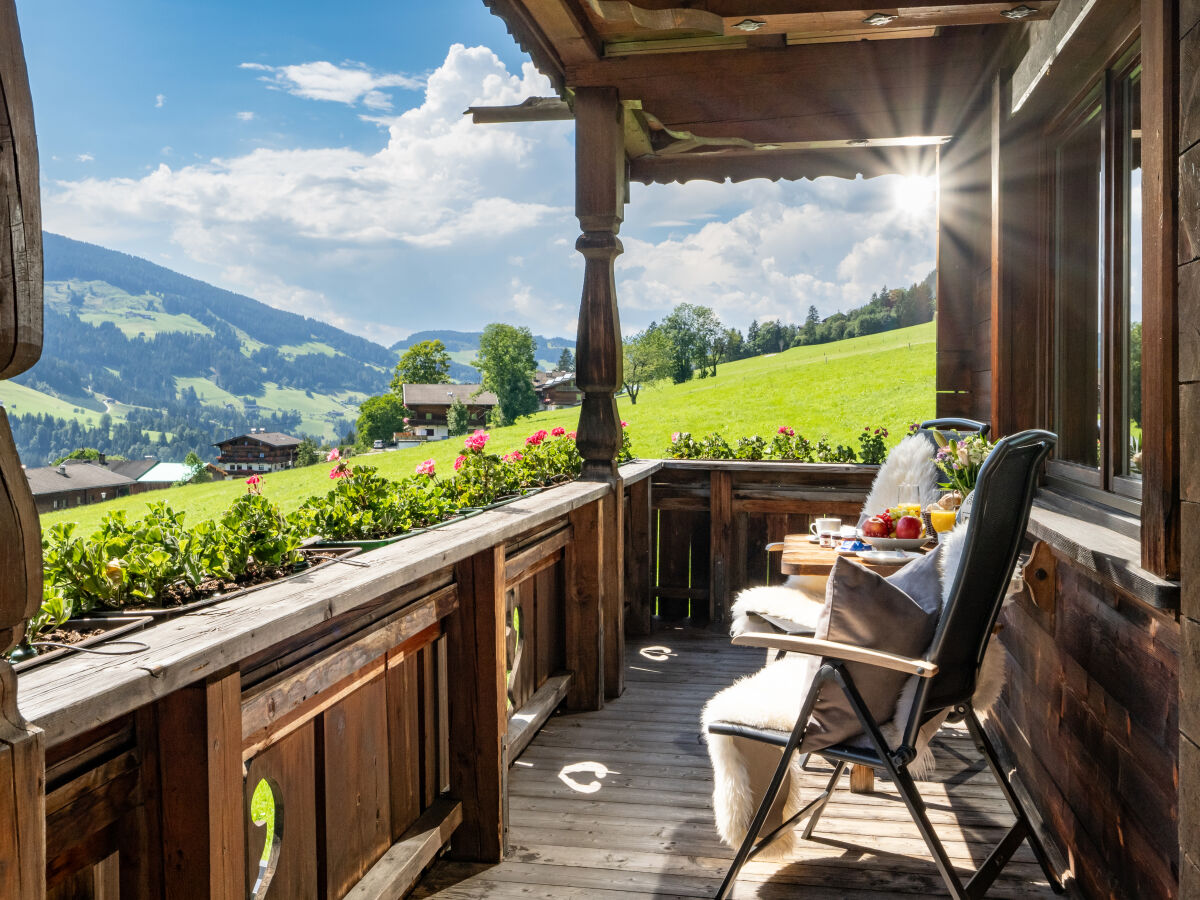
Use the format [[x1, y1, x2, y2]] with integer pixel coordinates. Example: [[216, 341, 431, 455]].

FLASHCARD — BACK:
[[18, 0, 937, 345]]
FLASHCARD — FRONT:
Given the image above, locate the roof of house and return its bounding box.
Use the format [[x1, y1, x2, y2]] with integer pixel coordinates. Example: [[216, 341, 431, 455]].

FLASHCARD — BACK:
[[106, 458, 160, 480], [138, 462, 193, 483], [25, 462, 137, 496], [402, 384, 498, 408], [538, 372, 578, 390], [213, 432, 302, 449]]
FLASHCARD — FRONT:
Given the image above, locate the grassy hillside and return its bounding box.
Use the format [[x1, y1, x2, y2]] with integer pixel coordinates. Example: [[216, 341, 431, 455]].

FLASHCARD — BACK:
[[40, 322, 935, 534]]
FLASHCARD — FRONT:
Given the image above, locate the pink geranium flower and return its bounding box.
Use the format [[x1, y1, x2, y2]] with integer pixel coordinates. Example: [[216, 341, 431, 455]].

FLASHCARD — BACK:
[[329, 466, 349, 479], [567, 431, 576, 440], [526, 429, 548, 447], [777, 426, 794, 436], [246, 474, 260, 485], [245, 474, 262, 493], [454, 455, 466, 471], [621, 421, 629, 428], [503, 450, 523, 463], [415, 459, 435, 476], [551, 426, 565, 437], [464, 429, 490, 452], [327, 448, 340, 462], [671, 432, 682, 442]]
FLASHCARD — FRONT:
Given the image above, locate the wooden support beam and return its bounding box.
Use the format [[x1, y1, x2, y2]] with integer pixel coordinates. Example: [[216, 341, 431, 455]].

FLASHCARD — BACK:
[[625, 476, 653, 636], [564, 500, 605, 711], [574, 86, 626, 485], [709, 470, 733, 626], [447, 547, 508, 862], [600, 486, 625, 699], [156, 669, 244, 900], [1140, 0, 1180, 578]]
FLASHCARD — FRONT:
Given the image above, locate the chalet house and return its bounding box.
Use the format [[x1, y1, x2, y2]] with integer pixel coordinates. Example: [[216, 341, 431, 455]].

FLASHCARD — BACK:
[[401, 384, 497, 440], [213, 430, 301, 474], [24, 462, 144, 513], [534, 371, 581, 408]]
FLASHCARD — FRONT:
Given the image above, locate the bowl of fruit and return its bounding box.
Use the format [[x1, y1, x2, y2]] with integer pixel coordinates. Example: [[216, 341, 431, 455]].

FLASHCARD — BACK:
[[859, 508, 928, 551]]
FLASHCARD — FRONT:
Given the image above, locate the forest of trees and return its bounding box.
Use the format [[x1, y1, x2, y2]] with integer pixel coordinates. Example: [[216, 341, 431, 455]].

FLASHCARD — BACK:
[[622, 270, 937, 400]]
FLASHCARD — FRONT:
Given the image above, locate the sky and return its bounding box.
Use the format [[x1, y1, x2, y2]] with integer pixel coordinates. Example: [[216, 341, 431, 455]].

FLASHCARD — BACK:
[[18, 0, 937, 347]]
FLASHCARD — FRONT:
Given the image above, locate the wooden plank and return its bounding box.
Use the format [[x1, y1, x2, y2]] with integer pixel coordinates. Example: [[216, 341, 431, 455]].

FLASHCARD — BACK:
[[447, 546, 508, 862], [388, 653, 422, 837], [709, 470, 733, 625], [0, 408, 40, 653], [504, 527, 572, 586], [344, 798, 463, 900], [600, 488, 625, 700], [564, 501, 604, 710], [625, 476, 653, 635], [533, 565, 562, 686], [420, 643, 438, 809], [506, 674, 572, 763], [241, 584, 458, 743], [318, 670, 391, 898], [157, 668, 244, 900], [243, 721, 318, 899], [509, 579, 537, 711]]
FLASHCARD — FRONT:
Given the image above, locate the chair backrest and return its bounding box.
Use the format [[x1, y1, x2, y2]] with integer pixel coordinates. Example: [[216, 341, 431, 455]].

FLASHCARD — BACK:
[[907, 430, 1055, 725], [916, 417, 991, 449]]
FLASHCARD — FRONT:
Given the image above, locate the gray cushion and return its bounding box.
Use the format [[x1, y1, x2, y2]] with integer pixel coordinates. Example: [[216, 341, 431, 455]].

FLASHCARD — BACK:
[[799, 551, 941, 753]]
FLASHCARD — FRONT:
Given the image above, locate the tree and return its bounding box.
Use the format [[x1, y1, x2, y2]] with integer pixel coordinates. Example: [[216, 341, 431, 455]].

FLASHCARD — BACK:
[[473, 323, 539, 423], [622, 327, 672, 404], [390, 339, 451, 392], [803, 305, 821, 345], [447, 397, 470, 436], [180, 450, 211, 484], [294, 438, 321, 467], [356, 394, 410, 446], [661, 303, 721, 381], [557, 348, 575, 373]]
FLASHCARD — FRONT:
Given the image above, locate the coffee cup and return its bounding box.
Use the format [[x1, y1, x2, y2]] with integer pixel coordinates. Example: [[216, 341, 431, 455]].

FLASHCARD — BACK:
[[810, 517, 842, 537]]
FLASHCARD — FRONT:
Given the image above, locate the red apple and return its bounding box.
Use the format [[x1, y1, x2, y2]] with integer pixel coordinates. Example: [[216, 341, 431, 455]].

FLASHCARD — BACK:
[[862, 516, 890, 538], [894, 516, 923, 540]]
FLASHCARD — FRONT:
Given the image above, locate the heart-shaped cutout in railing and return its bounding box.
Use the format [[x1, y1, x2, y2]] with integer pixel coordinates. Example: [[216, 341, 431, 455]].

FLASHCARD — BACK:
[[248, 776, 283, 899]]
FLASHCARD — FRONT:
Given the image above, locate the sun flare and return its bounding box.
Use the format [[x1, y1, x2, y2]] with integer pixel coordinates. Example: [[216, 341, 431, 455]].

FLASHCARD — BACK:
[[891, 175, 937, 213]]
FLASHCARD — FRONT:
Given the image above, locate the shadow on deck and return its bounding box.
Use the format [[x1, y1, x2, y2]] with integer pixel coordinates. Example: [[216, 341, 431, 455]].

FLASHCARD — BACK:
[[416, 628, 1058, 899]]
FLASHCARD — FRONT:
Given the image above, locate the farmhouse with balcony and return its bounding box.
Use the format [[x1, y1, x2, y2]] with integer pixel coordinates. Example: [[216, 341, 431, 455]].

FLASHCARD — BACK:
[[401, 383, 497, 439], [534, 370, 582, 408], [213, 429, 301, 474]]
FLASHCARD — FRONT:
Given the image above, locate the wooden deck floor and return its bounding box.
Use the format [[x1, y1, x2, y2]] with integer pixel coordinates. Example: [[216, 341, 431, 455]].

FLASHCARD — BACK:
[[415, 628, 1060, 899]]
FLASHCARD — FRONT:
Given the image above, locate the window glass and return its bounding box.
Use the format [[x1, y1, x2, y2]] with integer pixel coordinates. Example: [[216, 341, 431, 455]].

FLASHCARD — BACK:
[[1123, 66, 1142, 478], [1054, 104, 1104, 469]]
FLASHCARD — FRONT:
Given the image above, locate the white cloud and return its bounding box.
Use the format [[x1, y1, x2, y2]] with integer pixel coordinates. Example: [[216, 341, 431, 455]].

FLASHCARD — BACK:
[[235, 111, 255, 122], [241, 60, 422, 110], [76, 153, 93, 163], [155, 93, 166, 108], [43, 44, 935, 343]]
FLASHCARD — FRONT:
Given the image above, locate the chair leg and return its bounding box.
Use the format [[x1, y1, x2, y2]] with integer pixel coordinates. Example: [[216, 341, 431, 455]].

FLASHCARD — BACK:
[[963, 708, 1065, 895], [800, 759, 846, 839], [887, 762, 969, 899], [714, 731, 801, 900]]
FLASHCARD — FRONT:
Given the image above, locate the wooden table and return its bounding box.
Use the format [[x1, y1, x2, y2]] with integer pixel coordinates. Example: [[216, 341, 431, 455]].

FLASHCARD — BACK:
[[775, 534, 932, 794], [779, 534, 926, 577]]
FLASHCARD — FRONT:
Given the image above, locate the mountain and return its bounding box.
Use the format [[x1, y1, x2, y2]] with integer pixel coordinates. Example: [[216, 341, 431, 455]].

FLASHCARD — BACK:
[[391, 330, 576, 381], [4, 233, 403, 462]]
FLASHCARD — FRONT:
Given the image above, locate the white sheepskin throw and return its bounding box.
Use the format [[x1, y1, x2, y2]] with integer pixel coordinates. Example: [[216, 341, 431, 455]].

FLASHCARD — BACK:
[[861, 434, 941, 521], [729, 578, 825, 638], [702, 656, 817, 859]]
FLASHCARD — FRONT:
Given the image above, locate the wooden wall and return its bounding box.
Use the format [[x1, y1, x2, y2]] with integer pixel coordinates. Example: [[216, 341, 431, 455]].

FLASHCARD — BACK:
[[991, 559, 1180, 899], [1177, 0, 1200, 894]]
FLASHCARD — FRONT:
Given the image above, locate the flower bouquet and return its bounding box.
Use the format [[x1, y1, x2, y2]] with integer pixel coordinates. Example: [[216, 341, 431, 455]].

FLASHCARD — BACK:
[[933, 432, 995, 495]]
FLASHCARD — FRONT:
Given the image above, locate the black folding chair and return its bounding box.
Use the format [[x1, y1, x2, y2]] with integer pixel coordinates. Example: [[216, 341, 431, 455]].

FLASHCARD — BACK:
[[708, 429, 1063, 899], [918, 416, 991, 443]]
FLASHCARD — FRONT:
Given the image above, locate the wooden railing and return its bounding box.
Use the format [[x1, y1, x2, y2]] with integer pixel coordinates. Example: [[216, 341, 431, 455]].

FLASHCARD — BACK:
[[633, 461, 876, 626], [12, 458, 879, 898], [17, 468, 656, 900]]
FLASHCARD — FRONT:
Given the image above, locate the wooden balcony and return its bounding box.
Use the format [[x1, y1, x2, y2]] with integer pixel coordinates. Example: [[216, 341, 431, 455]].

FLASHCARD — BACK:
[[13, 460, 1076, 898], [415, 630, 1059, 899]]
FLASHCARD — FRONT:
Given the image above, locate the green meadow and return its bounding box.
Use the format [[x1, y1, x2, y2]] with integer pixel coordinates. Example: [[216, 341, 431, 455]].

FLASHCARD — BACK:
[[40, 322, 935, 534]]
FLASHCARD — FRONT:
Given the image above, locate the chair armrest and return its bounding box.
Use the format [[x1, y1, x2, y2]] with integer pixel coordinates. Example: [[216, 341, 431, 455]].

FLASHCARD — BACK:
[[731, 633, 938, 677], [765, 542, 785, 552]]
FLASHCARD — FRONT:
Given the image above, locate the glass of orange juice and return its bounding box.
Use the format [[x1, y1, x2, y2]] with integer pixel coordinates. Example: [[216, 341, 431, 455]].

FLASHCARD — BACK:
[[930, 509, 957, 534]]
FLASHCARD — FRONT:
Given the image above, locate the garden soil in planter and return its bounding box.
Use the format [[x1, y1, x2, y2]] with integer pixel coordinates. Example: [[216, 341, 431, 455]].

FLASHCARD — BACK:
[[12, 616, 154, 672]]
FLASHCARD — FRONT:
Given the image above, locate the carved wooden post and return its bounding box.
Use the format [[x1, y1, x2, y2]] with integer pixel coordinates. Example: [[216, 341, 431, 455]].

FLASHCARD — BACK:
[[573, 87, 627, 699], [0, 2, 45, 897]]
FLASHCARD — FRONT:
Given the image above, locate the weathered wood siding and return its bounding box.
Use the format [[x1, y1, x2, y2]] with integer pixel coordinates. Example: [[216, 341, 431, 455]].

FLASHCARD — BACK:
[[1178, 0, 1200, 895], [992, 559, 1180, 899]]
